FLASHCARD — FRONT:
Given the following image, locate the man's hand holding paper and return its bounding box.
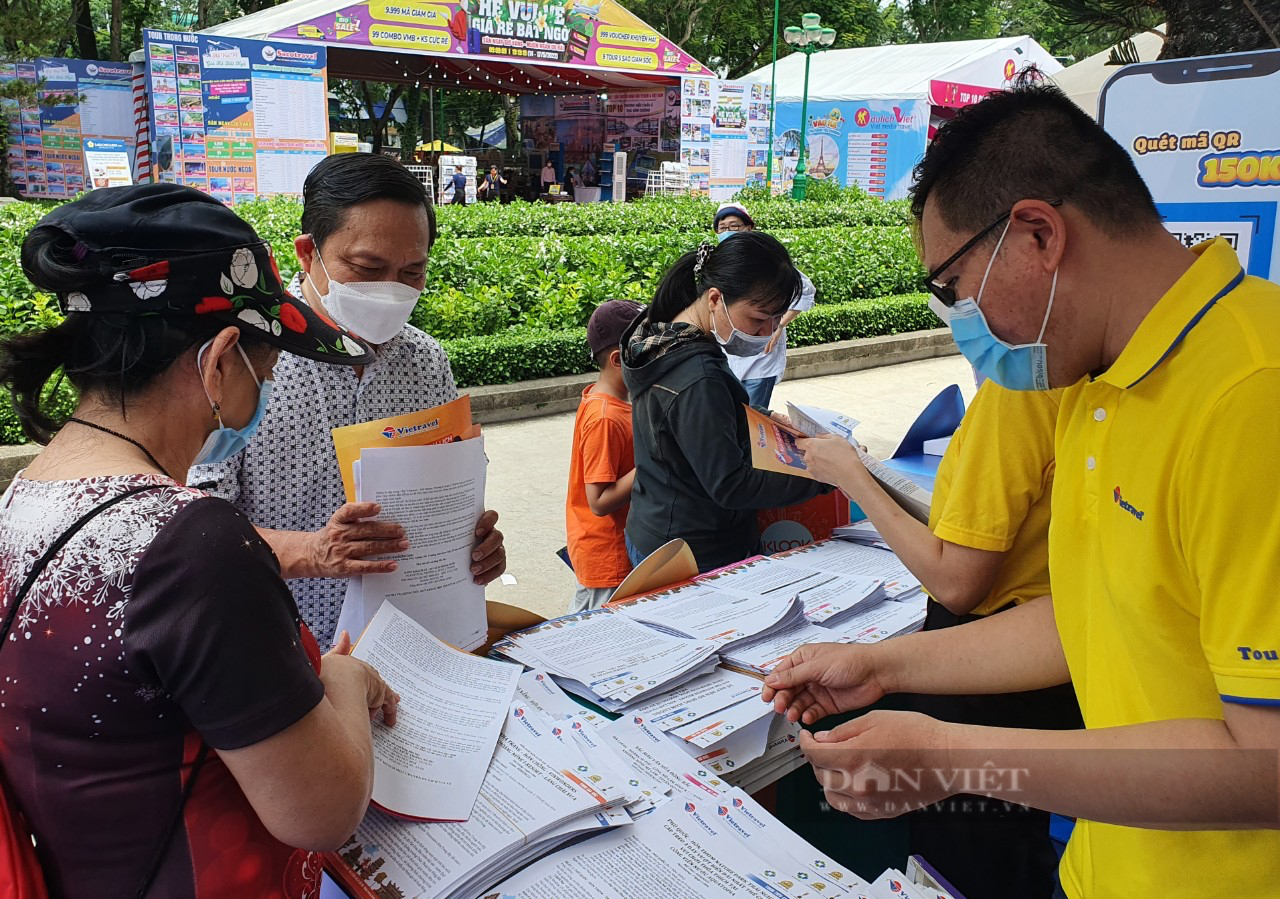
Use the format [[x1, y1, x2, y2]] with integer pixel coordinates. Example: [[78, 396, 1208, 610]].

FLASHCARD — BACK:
[[762, 641, 887, 724]]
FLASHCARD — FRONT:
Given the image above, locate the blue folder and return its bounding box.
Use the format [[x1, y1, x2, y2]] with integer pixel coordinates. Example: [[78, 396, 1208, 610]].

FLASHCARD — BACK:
[[851, 385, 966, 519]]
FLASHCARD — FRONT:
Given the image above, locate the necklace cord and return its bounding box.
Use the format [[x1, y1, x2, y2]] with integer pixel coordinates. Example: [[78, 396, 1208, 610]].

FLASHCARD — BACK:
[[64, 417, 173, 481]]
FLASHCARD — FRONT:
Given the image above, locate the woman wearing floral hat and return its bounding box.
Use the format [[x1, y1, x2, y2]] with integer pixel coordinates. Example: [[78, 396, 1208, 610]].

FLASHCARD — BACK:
[[0, 184, 397, 898]]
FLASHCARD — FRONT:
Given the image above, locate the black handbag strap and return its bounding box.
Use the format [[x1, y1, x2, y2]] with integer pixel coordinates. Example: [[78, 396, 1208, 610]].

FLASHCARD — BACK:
[[0, 483, 211, 898]]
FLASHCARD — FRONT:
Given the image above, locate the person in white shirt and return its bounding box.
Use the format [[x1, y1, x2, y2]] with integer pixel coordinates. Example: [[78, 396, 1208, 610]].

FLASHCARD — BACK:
[[712, 202, 816, 408], [190, 153, 507, 647], [540, 160, 557, 194]]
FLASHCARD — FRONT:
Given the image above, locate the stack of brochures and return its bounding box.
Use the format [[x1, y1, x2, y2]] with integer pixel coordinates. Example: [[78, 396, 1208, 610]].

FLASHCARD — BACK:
[[776, 539, 925, 604], [716, 594, 926, 677], [485, 738, 962, 899], [491, 608, 721, 711], [693, 556, 887, 629], [616, 584, 808, 653], [830, 595, 928, 643], [832, 519, 892, 550]]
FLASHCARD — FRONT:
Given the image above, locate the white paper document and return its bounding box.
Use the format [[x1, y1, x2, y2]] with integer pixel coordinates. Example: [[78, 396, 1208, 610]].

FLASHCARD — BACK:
[[618, 586, 802, 646], [695, 557, 816, 596], [492, 609, 719, 707], [776, 541, 923, 601], [343, 439, 488, 650], [668, 695, 775, 749], [676, 711, 775, 774], [787, 401, 861, 443], [352, 602, 520, 822], [720, 620, 843, 675], [490, 794, 822, 899], [335, 720, 611, 899], [858, 449, 933, 524], [830, 598, 927, 644], [625, 668, 764, 730]]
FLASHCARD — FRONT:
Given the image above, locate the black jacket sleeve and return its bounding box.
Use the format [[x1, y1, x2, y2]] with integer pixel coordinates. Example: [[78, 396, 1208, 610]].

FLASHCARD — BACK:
[[668, 374, 824, 512]]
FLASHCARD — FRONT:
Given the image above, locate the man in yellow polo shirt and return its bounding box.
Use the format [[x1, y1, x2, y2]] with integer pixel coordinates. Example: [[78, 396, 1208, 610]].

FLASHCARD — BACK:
[[801, 382, 1080, 898], [763, 79, 1280, 898]]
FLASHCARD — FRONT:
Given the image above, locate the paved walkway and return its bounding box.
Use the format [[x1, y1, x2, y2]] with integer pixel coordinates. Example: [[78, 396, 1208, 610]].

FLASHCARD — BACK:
[[485, 354, 977, 619]]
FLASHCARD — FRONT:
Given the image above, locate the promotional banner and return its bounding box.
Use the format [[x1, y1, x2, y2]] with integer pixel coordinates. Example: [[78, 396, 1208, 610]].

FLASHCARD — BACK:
[[1, 62, 42, 198], [680, 78, 769, 199], [772, 99, 927, 200], [554, 94, 604, 160], [519, 94, 556, 149], [605, 87, 679, 155], [2, 58, 135, 199], [144, 29, 328, 202], [271, 0, 706, 76], [1100, 50, 1280, 281]]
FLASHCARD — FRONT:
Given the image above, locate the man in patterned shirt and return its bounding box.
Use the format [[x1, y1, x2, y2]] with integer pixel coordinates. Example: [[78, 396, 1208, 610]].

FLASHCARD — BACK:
[[190, 154, 506, 646]]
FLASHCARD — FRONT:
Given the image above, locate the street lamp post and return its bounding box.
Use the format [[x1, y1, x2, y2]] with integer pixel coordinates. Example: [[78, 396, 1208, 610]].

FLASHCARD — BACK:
[[764, 0, 780, 193], [784, 15, 836, 201]]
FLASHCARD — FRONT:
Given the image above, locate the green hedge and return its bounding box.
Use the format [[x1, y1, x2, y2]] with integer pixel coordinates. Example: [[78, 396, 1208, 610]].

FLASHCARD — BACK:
[[0, 294, 939, 439], [440, 293, 935, 388], [414, 226, 924, 335], [0, 378, 76, 446], [0, 193, 934, 443], [229, 192, 910, 250]]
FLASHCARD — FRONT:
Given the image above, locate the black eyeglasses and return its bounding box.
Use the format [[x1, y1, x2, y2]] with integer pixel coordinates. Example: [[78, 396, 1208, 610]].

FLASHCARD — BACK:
[[923, 200, 1064, 307]]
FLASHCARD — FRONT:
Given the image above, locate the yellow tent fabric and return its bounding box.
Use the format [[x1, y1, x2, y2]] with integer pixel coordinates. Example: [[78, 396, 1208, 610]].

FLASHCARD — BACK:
[[417, 140, 462, 152]]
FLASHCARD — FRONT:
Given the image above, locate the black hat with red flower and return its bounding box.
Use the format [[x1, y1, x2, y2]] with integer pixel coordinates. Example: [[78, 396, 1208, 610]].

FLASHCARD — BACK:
[[28, 183, 375, 365]]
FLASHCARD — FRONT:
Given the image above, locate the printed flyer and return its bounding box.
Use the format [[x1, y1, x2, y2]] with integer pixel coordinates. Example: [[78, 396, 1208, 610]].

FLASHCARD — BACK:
[[331, 395, 478, 502]]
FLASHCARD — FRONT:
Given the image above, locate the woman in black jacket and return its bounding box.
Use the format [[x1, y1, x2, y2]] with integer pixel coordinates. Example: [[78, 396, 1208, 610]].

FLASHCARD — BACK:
[[622, 231, 824, 572]]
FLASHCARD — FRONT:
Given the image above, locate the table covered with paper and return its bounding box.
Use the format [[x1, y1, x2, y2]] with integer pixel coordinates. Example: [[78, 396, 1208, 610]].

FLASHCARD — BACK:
[[326, 531, 937, 899], [320, 398, 957, 899]]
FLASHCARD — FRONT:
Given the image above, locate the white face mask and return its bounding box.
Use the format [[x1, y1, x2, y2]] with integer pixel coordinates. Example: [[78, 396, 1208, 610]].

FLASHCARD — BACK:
[[313, 251, 421, 344]]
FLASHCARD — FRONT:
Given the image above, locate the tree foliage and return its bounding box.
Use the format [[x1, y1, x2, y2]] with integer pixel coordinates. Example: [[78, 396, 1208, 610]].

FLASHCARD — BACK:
[[628, 0, 903, 78]]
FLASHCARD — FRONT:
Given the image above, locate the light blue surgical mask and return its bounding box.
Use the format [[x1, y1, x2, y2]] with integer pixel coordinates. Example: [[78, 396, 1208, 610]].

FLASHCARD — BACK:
[[946, 221, 1057, 391], [192, 341, 273, 466]]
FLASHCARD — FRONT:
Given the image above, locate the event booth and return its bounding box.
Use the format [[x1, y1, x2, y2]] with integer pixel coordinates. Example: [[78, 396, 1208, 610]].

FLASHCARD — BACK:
[[743, 36, 1062, 199]]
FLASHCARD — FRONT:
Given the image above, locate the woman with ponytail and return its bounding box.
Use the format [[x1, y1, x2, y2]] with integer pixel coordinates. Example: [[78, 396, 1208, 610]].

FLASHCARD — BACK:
[[621, 231, 825, 572], [0, 185, 398, 898]]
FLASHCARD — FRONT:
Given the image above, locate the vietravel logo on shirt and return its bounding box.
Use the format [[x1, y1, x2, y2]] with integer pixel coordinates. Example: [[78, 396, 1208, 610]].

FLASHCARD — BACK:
[[1113, 486, 1145, 521]]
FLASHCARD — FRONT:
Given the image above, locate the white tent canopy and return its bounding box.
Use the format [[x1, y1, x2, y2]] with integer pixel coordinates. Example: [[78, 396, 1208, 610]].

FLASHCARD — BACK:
[[743, 36, 1063, 103], [205, 0, 347, 39], [1051, 26, 1166, 118]]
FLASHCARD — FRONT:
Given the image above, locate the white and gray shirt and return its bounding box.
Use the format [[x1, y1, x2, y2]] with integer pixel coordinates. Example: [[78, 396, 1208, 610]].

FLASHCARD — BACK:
[[724, 270, 817, 382], [189, 283, 457, 647]]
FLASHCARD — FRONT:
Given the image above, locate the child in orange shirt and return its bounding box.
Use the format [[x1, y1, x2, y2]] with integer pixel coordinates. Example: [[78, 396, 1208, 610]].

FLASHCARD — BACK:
[[566, 300, 644, 611]]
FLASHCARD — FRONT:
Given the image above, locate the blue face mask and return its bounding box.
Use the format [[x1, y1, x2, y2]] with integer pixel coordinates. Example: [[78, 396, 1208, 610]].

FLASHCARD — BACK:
[[192, 341, 273, 466], [945, 221, 1057, 391], [716, 230, 736, 243]]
